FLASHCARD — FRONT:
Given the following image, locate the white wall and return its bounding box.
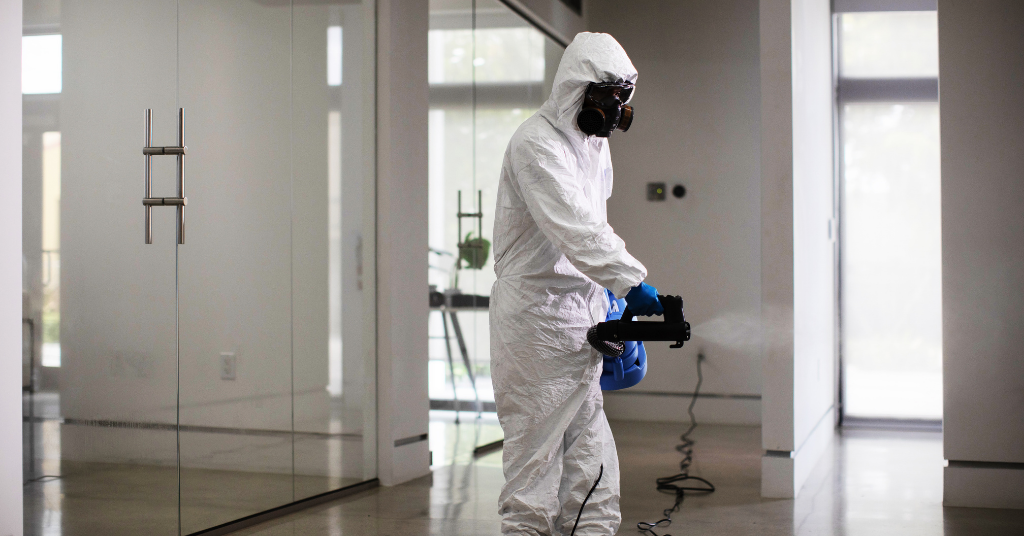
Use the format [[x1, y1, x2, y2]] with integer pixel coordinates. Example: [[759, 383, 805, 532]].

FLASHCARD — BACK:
[[1, 1, 24, 532], [585, 0, 763, 426], [939, 0, 1024, 509], [376, 0, 432, 486], [586, 0, 835, 498], [759, 0, 836, 499]]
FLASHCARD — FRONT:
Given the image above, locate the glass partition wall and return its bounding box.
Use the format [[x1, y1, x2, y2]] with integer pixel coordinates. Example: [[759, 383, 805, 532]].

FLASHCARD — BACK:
[[21, 1, 377, 534], [426, 0, 563, 423]]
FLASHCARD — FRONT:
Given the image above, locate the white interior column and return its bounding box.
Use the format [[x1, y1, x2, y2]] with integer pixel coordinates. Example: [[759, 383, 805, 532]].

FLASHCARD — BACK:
[[0, 0, 25, 531], [375, 0, 432, 486], [939, 0, 1024, 510], [759, 0, 837, 498]]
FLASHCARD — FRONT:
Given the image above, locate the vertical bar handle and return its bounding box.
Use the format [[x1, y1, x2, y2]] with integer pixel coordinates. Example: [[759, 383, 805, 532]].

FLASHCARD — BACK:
[[142, 108, 188, 245], [176, 108, 185, 244], [145, 109, 153, 244]]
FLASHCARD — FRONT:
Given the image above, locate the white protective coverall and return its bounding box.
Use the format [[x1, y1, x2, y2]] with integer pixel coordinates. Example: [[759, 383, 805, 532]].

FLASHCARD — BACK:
[[490, 32, 648, 535]]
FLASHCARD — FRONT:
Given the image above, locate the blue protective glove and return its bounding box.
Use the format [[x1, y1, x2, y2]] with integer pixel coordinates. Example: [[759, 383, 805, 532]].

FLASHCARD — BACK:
[[624, 282, 664, 316]]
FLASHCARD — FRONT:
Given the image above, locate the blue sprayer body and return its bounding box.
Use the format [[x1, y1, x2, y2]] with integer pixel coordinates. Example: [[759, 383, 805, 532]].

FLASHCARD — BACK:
[[600, 289, 647, 391]]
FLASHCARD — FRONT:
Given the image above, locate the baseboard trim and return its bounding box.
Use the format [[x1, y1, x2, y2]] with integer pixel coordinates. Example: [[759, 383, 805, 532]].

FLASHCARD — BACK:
[[602, 391, 761, 425], [429, 398, 497, 412], [842, 416, 942, 431], [25, 415, 362, 440], [948, 460, 1024, 471], [945, 463, 1024, 509], [188, 478, 379, 535], [606, 390, 761, 400], [761, 406, 835, 498]]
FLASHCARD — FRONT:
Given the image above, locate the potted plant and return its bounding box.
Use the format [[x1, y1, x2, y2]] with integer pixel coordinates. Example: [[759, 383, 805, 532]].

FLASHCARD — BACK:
[[458, 232, 491, 270]]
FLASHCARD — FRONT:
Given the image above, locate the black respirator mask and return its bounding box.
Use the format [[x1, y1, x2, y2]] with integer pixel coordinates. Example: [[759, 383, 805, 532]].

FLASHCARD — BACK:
[[576, 81, 635, 137]]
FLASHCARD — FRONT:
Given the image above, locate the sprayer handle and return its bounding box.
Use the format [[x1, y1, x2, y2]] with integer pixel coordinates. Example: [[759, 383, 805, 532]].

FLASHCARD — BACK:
[[622, 295, 683, 323]]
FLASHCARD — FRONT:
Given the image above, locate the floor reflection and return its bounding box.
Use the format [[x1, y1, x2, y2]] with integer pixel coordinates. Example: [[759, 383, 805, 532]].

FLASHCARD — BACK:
[[228, 411, 505, 536], [428, 410, 503, 468], [615, 422, 1024, 536], [236, 420, 1024, 536], [24, 404, 1024, 535], [22, 391, 369, 536]]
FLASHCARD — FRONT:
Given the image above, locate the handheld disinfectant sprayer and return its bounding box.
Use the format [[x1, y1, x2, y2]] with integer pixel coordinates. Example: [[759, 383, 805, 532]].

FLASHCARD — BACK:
[[569, 291, 703, 536], [588, 290, 691, 391]]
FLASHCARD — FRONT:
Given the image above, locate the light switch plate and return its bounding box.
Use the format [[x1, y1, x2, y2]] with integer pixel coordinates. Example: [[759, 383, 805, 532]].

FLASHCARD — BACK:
[[647, 182, 666, 201], [220, 352, 236, 381]]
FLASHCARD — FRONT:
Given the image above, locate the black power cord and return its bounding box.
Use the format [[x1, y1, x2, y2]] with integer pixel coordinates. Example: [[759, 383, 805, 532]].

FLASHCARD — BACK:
[[569, 463, 604, 536], [637, 352, 716, 536]]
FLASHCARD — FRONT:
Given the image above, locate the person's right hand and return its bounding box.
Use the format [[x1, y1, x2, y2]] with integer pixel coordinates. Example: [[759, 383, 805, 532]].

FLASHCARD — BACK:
[[625, 282, 664, 316]]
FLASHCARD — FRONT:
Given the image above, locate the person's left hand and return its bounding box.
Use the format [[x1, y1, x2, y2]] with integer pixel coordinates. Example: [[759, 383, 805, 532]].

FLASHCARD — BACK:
[[625, 282, 664, 316]]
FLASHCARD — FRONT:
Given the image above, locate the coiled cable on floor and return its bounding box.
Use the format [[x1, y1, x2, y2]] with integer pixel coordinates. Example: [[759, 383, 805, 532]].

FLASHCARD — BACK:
[[637, 352, 716, 536]]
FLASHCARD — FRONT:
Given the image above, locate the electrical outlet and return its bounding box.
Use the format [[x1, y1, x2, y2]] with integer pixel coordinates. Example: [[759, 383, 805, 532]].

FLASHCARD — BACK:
[[220, 352, 236, 381]]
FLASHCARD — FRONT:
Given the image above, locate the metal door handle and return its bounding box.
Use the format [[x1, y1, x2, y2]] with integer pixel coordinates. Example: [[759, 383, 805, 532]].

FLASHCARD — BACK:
[[143, 108, 187, 244]]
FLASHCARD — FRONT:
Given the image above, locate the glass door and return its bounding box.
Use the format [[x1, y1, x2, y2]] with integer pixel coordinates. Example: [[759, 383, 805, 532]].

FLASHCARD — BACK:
[[174, 0, 379, 531], [288, 0, 378, 500], [23, 1, 377, 534], [23, 2, 181, 535], [175, 2, 295, 531]]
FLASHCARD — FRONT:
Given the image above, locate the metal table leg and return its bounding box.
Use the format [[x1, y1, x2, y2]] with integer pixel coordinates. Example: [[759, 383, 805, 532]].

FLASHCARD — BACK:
[[448, 311, 480, 409], [440, 309, 460, 423]]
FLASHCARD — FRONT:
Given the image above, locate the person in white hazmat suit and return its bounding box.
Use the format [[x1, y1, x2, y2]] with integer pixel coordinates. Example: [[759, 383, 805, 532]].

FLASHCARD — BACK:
[[490, 32, 664, 535]]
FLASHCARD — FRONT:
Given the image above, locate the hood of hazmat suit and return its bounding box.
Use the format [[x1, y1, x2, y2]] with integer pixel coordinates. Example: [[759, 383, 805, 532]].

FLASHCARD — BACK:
[[490, 32, 647, 536]]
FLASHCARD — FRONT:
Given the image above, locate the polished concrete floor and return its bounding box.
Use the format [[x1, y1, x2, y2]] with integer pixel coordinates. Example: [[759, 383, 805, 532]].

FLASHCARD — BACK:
[[24, 441, 365, 536], [230, 420, 1024, 536], [23, 392, 368, 536], [23, 409, 1024, 535]]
